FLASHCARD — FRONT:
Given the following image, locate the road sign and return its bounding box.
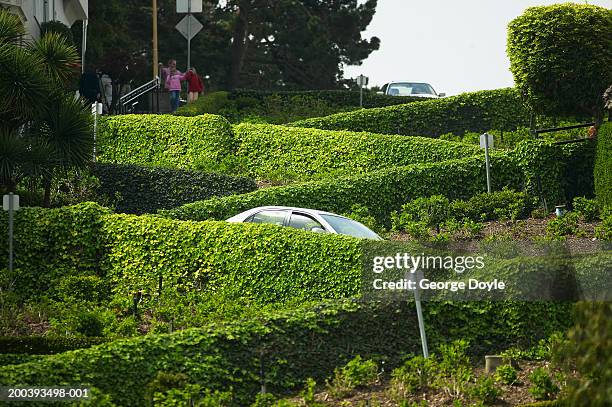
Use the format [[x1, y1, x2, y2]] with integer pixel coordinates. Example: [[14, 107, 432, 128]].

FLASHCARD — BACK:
[[177, 0, 202, 13], [479, 133, 494, 149], [3, 194, 19, 211], [356, 74, 368, 86], [175, 14, 203, 41]]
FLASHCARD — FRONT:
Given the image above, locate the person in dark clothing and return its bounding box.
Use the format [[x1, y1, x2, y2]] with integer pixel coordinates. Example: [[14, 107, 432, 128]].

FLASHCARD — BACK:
[[79, 67, 100, 104]]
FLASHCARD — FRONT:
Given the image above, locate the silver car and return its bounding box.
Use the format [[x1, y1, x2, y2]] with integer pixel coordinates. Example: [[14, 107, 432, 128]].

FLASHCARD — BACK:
[[226, 206, 383, 240], [378, 81, 445, 98]]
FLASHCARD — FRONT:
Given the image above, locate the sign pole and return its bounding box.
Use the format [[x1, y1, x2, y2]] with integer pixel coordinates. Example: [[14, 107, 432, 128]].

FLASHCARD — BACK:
[[8, 193, 14, 274], [407, 270, 429, 358], [187, 0, 192, 69], [484, 133, 492, 193]]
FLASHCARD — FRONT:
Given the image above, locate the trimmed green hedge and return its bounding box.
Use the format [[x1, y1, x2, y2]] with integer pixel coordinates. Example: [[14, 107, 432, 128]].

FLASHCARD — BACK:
[[560, 139, 596, 202], [0, 336, 107, 355], [0, 202, 109, 300], [0, 300, 571, 406], [91, 163, 256, 214], [289, 88, 530, 137], [102, 214, 362, 306], [229, 89, 430, 108], [97, 114, 235, 169], [234, 123, 483, 180], [595, 123, 612, 208], [160, 155, 524, 224]]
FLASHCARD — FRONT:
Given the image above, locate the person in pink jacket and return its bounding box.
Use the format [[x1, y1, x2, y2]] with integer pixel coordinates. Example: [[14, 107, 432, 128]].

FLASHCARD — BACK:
[[160, 59, 185, 112]]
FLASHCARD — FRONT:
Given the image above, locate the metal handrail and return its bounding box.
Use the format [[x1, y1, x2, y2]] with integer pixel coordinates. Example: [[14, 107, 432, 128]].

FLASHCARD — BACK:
[[119, 76, 160, 113]]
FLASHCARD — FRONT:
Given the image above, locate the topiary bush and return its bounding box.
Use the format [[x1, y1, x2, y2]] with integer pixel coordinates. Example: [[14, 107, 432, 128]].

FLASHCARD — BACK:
[[91, 163, 256, 214], [289, 88, 530, 137], [159, 154, 525, 225], [507, 3, 612, 121], [233, 123, 483, 180], [594, 123, 612, 209], [97, 114, 236, 169]]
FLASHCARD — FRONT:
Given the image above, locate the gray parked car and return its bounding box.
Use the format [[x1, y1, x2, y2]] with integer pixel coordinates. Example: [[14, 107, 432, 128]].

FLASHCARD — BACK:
[[226, 206, 383, 240]]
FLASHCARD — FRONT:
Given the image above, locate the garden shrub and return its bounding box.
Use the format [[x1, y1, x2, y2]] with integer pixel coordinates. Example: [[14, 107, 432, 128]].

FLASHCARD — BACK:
[[545, 212, 583, 240], [0, 300, 572, 406], [91, 163, 256, 214], [595, 214, 612, 241], [560, 140, 596, 202], [230, 89, 428, 109], [289, 88, 529, 138], [572, 197, 600, 222], [507, 3, 612, 119], [494, 364, 518, 385], [160, 154, 524, 225], [97, 114, 235, 169], [102, 214, 362, 307], [325, 355, 378, 398], [528, 367, 560, 401], [233, 123, 482, 180], [450, 188, 534, 222], [0, 202, 110, 301], [467, 375, 501, 404], [595, 122, 612, 209]]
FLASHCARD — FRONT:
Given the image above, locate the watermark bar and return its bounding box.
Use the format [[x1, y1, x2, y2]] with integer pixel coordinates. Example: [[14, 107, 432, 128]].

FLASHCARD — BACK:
[[0, 387, 90, 402]]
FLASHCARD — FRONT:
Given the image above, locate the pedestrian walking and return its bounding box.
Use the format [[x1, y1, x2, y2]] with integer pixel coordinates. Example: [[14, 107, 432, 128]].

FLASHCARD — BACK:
[[185, 67, 204, 103], [79, 66, 100, 105], [160, 59, 185, 112]]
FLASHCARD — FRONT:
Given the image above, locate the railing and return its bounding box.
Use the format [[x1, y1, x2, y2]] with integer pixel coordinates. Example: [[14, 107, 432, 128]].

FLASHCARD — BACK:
[[118, 76, 160, 114]]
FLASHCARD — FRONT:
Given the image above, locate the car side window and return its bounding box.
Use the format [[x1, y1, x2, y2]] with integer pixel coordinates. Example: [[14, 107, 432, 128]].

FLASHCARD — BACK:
[[249, 210, 287, 226], [288, 213, 324, 232]]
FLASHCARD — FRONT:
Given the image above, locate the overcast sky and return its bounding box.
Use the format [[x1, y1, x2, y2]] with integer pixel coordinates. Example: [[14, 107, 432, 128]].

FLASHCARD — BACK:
[[343, 0, 611, 95]]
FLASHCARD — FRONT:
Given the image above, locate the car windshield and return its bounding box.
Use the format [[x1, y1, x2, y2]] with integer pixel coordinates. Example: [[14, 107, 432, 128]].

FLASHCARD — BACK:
[[320, 214, 382, 240], [388, 83, 435, 96]]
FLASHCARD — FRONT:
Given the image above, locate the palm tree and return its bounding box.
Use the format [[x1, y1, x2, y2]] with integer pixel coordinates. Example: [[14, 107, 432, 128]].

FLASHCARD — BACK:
[[0, 9, 92, 206]]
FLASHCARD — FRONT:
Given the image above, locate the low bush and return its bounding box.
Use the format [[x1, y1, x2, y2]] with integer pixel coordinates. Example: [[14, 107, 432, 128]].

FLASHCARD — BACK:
[[160, 155, 524, 226], [528, 367, 560, 401], [233, 123, 482, 180], [326, 355, 378, 398], [389, 355, 436, 399], [545, 212, 584, 240], [572, 197, 600, 222], [290, 88, 529, 138], [595, 214, 612, 241], [91, 163, 256, 214], [494, 364, 519, 385], [595, 122, 612, 209], [467, 375, 501, 404], [451, 188, 534, 222], [97, 114, 235, 169]]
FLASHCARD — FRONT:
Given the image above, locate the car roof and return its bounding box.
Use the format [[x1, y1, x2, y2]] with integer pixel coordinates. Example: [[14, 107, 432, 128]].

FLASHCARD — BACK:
[[246, 206, 343, 217]]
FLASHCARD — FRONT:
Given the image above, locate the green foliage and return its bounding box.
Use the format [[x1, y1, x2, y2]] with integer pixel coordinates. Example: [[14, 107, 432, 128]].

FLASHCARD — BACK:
[[55, 275, 110, 304], [511, 140, 566, 207], [595, 123, 612, 209], [233, 123, 482, 181], [572, 197, 600, 222], [555, 302, 612, 406], [342, 204, 385, 235], [507, 4, 612, 119], [91, 163, 256, 214], [326, 355, 378, 398], [74, 310, 106, 337], [97, 114, 235, 170], [160, 155, 524, 226], [451, 188, 534, 222], [595, 214, 612, 241], [528, 367, 559, 401], [560, 140, 597, 202], [466, 375, 501, 404], [0, 335, 106, 355], [0, 202, 110, 301], [392, 195, 450, 231], [290, 88, 529, 138], [545, 212, 583, 240], [389, 355, 436, 399], [40, 20, 74, 44], [494, 364, 518, 385], [0, 300, 571, 406]]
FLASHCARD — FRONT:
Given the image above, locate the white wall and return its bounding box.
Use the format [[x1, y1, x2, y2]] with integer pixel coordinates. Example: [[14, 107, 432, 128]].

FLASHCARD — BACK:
[[0, 0, 87, 39]]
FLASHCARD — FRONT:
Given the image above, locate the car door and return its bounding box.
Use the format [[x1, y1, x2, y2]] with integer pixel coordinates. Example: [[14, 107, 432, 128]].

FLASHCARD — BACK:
[[287, 211, 327, 233], [247, 209, 289, 227]]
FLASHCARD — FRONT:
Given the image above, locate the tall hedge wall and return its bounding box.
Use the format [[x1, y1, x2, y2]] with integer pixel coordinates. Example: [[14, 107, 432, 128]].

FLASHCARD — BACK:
[[160, 154, 524, 224], [0, 300, 571, 406], [230, 89, 430, 108], [234, 123, 483, 180], [102, 214, 362, 306], [91, 163, 256, 214], [97, 114, 235, 169], [289, 88, 530, 137], [595, 123, 612, 208]]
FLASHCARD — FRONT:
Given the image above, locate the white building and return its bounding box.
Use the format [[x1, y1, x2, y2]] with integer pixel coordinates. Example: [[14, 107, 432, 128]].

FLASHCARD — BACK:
[[0, 0, 88, 39]]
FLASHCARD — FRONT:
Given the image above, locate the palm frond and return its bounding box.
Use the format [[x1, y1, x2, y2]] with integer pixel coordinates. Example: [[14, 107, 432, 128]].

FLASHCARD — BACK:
[[0, 43, 49, 122], [35, 95, 93, 168], [0, 9, 26, 45], [29, 32, 80, 86]]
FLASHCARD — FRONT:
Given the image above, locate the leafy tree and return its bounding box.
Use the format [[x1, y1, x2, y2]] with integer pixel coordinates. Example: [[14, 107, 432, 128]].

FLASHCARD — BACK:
[[507, 4, 612, 125], [0, 9, 92, 206]]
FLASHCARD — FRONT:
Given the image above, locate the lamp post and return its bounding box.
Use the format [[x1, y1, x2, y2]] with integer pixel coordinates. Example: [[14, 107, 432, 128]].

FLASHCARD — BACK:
[[153, 0, 159, 79]]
